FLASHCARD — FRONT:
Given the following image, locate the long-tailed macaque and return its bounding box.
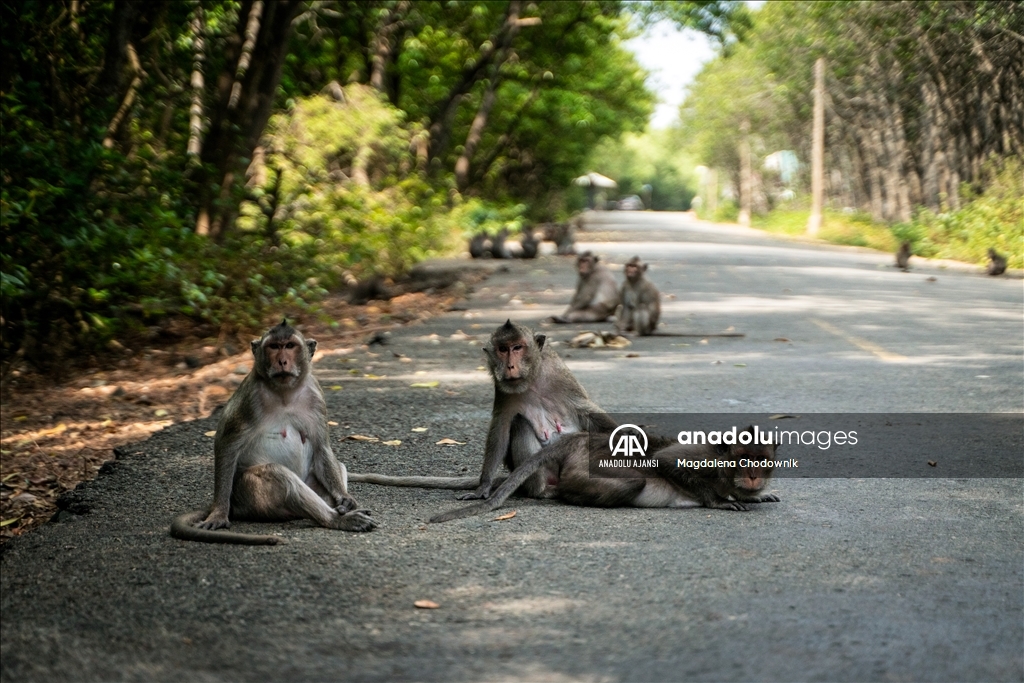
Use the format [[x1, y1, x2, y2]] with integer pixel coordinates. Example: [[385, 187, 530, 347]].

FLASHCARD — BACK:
[[896, 241, 911, 271], [469, 232, 491, 259], [431, 427, 779, 523], [616, 256, 660, 336], [348, 320, 616, 500], [987, 248, 1007, 276], [171, 320, 377, 544], [549, 252, 619, 323]]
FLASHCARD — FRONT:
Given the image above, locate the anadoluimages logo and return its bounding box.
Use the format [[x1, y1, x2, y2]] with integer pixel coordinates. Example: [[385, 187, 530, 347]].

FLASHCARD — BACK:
[[608, 424, 648, 457]]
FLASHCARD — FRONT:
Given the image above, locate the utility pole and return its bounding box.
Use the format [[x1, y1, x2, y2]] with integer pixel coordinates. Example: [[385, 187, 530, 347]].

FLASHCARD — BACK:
[[807, 57, 825, 236], [738, 118, 751, 227]]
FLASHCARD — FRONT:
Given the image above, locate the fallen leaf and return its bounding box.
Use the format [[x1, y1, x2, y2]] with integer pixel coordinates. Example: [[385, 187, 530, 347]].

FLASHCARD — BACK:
[[383, 440, 402, 446], [435, 438, 466, 446], [410, 381, 440, 388], [38, 423, 68, 438], [770, 414, 798, 420], [926, 276, 937, 282], [928, 460, 937, 467], [328, 421, 339, 426], [14, 416, 27, 422], [476, 366, 487, 371], [493, 510, 517, 521], [711, 360, 723, 365], [626, 353, 640, 358], [414, 600, 440, 609], [154, 409, 169, 417], [347, 434, 380, 442], [204, 430, 217, 437], [733, 363, 746, 367], [330, 385, 343, 390], [364, 373, 385, 379], [411, 427, 428, 432], [774, 338, 791, 342], [1, 517, 23, 527]]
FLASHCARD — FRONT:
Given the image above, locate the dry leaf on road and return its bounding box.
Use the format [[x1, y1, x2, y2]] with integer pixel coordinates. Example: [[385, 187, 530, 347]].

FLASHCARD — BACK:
[[414, 600, 440, 609], [347, 434, 379, 442], [435, 438, 466, 446], [493, 510, 517, 521]]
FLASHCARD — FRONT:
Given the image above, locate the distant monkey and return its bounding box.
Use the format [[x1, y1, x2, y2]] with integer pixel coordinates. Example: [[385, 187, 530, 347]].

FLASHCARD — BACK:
[[987, 249, 1007, 276], [490, 228, 512, 259], [431, 427, 780, 523], [469, 232, 491, 259], [519, 227, 539, 259], [896, 241, 911, 271], [171, 320, 377, 544], [549, 251, 619, 323], [616, 256, 660, 336]]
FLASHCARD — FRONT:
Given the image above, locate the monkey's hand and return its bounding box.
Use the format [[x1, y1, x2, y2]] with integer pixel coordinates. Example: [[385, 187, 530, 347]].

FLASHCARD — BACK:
[[707, 500, 749, 511], [755, 493, 780, 503], [456, 483, 493, 500], [336, 509, 378, 532], [196, 508, 231, 530]]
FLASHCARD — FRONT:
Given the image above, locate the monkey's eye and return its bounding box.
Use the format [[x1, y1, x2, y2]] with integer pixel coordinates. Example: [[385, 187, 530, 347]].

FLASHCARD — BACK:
[[285, 342, 297, 349], [512, 344, 523, 352]]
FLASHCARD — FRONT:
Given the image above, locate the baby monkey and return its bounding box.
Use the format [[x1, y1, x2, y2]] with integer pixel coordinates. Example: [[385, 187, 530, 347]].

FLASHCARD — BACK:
[[987, 249, 1007, 276], [171, 320, 376, 544], [616, 256, 660, 336]]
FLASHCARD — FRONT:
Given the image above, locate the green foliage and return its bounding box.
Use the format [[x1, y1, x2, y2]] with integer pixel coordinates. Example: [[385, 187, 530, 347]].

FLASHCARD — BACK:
[[895, 159, 1023, 269], [586, 130, 698, 210]]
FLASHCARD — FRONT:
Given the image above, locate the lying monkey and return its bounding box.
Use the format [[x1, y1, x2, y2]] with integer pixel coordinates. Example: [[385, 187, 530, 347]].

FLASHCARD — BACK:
[[430, 427, 780, 523], [171, 320, 377, 545]]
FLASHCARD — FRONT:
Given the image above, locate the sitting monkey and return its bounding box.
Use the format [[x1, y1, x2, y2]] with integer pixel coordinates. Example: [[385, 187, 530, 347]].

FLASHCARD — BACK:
[[548, 251, 619, 323], [616, 256, 660, 336]]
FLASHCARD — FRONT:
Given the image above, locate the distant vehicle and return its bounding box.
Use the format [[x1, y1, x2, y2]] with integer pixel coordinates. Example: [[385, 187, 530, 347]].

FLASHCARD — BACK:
[[617, 195, 644, 211]]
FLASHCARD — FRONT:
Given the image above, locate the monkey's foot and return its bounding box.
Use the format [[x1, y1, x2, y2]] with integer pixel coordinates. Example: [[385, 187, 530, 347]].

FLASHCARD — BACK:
[[334, 495, 359, 514], [335, 509, 377, 532], [711, 500, 749, 511], [756, 493, 781, 503], [455, 486, 491, 501]]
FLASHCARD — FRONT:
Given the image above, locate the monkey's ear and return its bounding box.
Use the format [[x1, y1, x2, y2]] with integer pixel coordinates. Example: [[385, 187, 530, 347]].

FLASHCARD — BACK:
[[534, 334, 546, 350], [642, 263, 648, 272], [250, 339, 261, 356], [306, 339, 317, 357], [593, 255, 600, 263]]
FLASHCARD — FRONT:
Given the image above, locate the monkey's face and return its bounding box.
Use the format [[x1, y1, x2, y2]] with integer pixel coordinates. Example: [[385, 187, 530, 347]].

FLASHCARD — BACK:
[[624, 263, 641, 283], [256, 334, 313, 386], [728, 442, 776, 494], [577, 256, 595, 276]]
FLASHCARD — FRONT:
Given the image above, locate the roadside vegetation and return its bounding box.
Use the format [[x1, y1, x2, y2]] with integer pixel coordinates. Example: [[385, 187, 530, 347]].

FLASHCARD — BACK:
[[677, 1, 1022, 269]]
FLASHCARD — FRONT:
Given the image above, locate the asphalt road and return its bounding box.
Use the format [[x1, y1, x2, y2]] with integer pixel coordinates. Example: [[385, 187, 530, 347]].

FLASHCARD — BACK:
[[2, 212, 1021, 682]]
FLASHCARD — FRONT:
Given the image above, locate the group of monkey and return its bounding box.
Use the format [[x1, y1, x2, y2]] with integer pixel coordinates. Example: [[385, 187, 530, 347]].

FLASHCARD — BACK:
[[171, 319, 779, 545], [469, 218, 581, 260], [897, 241, 1008, 276]]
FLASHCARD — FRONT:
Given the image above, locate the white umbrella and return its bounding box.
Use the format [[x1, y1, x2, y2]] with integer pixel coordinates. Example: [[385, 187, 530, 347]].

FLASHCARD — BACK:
[[572, 172, 618, 188]]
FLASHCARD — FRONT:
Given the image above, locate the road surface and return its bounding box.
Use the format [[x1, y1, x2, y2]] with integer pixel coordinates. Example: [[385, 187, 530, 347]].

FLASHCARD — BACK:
[[2, 212, 1021, 682]]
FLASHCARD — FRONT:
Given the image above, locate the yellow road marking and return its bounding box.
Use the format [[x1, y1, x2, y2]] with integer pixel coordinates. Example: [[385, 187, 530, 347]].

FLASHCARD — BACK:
[[811, 319, 907, 362]]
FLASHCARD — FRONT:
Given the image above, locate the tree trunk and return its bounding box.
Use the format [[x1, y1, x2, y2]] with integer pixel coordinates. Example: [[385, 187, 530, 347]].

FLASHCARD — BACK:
[[194, 0, 303, 240], [455, 74, 501, 191], [807, 57, 825, 235], [738, 119, 751, 227]]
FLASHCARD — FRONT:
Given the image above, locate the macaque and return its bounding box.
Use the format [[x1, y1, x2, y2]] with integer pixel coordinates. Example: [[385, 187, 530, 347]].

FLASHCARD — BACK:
[[469, 232, 491, 259], [458, 319, 617, 500], [549, 251, 620, 323], [987, 249, 1007, 276], [616, 256, 660, 336], [538, 221, 576, 255], [171, 320, 377, 544], [490, 228, 513, 259], [519, 227, 539, 259], [896, 241, 911, 271], [431, 427, 779, 523]]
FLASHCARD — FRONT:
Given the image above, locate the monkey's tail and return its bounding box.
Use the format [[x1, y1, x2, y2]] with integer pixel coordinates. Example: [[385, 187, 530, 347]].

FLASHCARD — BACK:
[[170, 511, 286, 545], [347, 473, 480, 489], [430, 453, 555, 523]]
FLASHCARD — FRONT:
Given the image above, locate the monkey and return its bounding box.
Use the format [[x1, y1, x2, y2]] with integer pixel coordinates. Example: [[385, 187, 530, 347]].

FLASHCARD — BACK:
[[430, 427, 780, 523], [342, 320, 615, 500], [519, 226, 539, 259], [349, 276, 391, 305], [987, 248, 1007, 276], [469, 232, 491, 259], [616, 256, 661, 336], [548, 251, 620, 324], [896, 241, 911, 271], [458, 319, 618, 500], [490, 228, 513, 259], [171, 320, 377, 544], [537, 221, 576, 255]]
